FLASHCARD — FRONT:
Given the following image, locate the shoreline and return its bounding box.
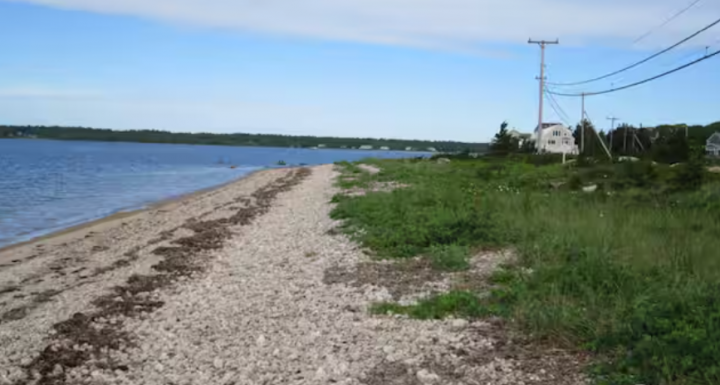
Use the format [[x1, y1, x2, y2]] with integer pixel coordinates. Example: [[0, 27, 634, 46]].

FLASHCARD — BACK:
[[0, 166, 309, 383], [0, 163, 581, 385], [0, 137, 437, 153], [0, 167, 271, 258]]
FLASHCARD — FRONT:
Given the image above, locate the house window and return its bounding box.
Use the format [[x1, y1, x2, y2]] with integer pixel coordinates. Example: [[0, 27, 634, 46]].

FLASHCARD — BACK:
[[562, 139, 570, 145], [548, 140, 556, 145], [553, 131, 561, 137]]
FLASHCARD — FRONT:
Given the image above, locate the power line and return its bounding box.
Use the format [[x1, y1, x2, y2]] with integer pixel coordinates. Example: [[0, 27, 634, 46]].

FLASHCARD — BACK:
[[544, 87, 572, 125], [547, 48, 720, 97], [631, 0, 705, 45], [546, 95, 571, 126], [543, 0, 704, 84], [547, 16, 720, 87]]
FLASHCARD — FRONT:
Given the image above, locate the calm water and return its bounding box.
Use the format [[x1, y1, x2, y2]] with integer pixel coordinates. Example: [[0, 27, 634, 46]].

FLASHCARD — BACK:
[[0, 139, 426, 247]]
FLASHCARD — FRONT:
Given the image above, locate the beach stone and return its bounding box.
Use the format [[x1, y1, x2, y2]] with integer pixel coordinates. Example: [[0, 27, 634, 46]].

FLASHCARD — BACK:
[[417, 369, 440, 384], [0, 165, 587, 385], [451, 319, 469, 330]]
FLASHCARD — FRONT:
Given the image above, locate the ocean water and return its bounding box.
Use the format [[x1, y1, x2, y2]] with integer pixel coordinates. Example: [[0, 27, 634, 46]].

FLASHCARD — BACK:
[[0, 139, 427, 247]]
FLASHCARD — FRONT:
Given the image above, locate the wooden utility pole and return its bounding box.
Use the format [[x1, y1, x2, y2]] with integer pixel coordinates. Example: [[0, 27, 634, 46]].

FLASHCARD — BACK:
[[607, 116, 619, 153], [623, 123, 628, 153], [581, 93, 585, 153], [529, 39, 559, 152], [635, 123, 646, 152]]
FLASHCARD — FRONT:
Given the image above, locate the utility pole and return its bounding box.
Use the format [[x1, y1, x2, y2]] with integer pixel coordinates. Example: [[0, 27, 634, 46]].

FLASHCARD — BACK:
[[607, 116, 619, 153], [580, 93, 585, 154], [529, 38, 559, 152], [623, 122, 628, 153], [635, 123, 646, 152]]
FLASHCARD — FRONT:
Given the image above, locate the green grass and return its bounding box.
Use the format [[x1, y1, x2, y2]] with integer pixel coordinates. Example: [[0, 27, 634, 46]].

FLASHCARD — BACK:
[[332, 156, 720, 385], [333, 160, 376, 190], [427, 244, 470, 271]]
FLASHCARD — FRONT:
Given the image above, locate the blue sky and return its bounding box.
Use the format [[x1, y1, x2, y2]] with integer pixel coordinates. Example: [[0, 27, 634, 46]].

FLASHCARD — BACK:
[[0, 0, 719, 142]]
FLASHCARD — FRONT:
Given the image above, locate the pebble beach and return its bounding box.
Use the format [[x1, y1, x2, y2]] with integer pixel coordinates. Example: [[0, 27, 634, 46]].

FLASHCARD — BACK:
[[0, 165, 585, 385]]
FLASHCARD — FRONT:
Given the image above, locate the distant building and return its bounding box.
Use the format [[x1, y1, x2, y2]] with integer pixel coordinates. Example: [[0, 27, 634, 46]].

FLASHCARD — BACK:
[[317, 144, 327, 148], [508, 129, 533, 147], [380, 146, 390, 151], [706, 132, 720, 157], [359, 145, 373, 150], [528, 123, 578, 154], [427, 147, 437, 152], [405, 147, 414, 151]]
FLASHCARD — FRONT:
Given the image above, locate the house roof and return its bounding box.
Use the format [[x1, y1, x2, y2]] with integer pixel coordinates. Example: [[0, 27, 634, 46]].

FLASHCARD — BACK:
[[707, 132, 720, 145], [535, 122, 564, 132]]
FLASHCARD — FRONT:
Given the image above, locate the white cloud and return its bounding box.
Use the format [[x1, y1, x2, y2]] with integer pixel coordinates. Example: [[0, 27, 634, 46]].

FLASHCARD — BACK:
[[7, 0, 720, 51]]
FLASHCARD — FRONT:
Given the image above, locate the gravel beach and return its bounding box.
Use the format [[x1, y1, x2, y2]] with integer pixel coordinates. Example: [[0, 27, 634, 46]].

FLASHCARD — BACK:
[[0, 165, 586, 385]]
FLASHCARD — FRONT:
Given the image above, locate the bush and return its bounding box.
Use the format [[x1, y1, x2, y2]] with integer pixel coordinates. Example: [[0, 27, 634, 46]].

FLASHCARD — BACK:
[[428, 244, 470, 271], [670, 159, 706, 192], [612, 161, 658, 189], [568, 174, 583, 190]]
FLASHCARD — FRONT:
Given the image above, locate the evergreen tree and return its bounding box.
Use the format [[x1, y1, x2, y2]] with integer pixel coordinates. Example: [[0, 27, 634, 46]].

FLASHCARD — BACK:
[[489, 121, 519, 156]]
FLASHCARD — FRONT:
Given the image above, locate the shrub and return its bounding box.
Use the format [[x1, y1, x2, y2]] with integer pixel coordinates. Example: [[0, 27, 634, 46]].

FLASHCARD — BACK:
[[428, 244, 470, 271], [616, 161, 657, 188], [670, 159, 706, 192]]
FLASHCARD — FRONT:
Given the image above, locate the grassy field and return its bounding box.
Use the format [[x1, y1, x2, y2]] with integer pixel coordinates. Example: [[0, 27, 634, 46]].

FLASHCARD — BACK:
[[331, 156, 720, 385]]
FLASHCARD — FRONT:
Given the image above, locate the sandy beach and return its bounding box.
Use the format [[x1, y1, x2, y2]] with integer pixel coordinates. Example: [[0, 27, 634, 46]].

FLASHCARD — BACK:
[[0, 164, 584, 385]]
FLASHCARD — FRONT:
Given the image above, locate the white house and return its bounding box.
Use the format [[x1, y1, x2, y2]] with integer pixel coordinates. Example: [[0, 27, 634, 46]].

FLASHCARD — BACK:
[[706, 132, 720, 157], [359, 145, 373, 150], [427, 147, 438, 152], [380, 146, 390, 151], [529, 123, 579, 155]]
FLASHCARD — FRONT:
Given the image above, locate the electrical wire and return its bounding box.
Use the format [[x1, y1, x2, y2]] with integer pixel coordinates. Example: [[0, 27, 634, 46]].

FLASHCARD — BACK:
[[545, 86, 569, 120], [546, 96, 571, 127], [547, 48, 720, 97], [547, 16, 720, 87], [544, 87, 572, 125], [631, 0, 705, 45], [543, 0, 704, 86]]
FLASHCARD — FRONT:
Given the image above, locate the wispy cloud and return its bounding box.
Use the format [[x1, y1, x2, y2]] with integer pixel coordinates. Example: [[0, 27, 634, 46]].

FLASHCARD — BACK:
[[6, 0, 720, 51], [0, 86, 102, 100]]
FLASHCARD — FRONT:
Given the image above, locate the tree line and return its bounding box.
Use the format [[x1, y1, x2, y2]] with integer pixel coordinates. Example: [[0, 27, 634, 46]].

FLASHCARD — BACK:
[[0, 125, 490, 153], [488, 120, 720, 163], [571, 120, 720, 163]]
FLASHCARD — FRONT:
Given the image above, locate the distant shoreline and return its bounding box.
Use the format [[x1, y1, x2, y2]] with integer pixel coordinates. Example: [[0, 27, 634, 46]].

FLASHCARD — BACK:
[[0, 137, 438, 153], [0, 125, 488, 153]]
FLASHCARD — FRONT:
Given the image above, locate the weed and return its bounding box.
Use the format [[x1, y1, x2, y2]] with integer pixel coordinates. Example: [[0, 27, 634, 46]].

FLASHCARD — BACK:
[[427, 244, 470, 271], [332, 155, 720, 384]]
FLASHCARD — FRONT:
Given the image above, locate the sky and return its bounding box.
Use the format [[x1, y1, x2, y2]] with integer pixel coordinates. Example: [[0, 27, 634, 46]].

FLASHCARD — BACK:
[[0, 0, 719, 142]]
